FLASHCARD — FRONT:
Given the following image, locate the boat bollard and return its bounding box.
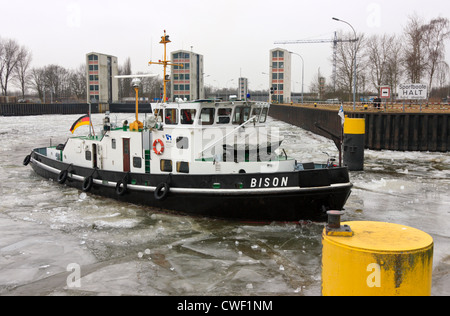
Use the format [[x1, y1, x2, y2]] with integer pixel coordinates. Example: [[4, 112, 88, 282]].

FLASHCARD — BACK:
[[322, 212, 434, 296], [343, 117, 365, 171]]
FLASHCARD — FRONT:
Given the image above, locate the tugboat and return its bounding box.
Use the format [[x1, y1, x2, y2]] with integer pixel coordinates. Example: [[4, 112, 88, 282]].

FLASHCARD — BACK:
[[23, 31, 352, 222]]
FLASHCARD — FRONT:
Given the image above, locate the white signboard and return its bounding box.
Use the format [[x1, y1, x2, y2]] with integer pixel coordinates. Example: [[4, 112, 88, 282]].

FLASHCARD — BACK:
[[380, 86, 391, 99], [398, 84, 428, 100]]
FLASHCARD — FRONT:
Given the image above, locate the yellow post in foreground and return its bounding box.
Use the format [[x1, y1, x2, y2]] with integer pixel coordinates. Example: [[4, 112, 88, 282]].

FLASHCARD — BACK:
[[322, 220, 433, 296]]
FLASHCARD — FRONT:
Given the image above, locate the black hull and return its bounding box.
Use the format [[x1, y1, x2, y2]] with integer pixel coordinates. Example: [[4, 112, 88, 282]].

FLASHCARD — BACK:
[[28, 149, 352, 222]]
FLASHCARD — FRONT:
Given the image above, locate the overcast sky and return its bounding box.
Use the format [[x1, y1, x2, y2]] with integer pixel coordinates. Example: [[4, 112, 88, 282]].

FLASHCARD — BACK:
[[1, 0, 449, 92]]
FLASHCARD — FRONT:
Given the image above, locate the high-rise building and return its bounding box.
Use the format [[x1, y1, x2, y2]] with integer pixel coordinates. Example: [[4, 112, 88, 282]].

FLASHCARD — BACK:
[[270, 48, 291, 103], [171, 50, 204, 101], [86, 52, 119, 103], [238, 77, 248, 100]]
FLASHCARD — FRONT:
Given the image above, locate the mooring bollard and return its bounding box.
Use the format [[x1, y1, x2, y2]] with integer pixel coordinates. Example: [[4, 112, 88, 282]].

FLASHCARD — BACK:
[[343, 117, 365, 171], [322, 212, 434, 296]]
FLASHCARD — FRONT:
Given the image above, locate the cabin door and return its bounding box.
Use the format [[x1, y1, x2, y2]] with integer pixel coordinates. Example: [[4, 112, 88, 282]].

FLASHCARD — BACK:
[[123, 138, 130, 172]]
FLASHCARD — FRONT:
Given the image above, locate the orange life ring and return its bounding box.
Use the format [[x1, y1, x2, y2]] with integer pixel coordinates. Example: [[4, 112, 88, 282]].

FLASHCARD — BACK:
[[153, 139, 165, 155]]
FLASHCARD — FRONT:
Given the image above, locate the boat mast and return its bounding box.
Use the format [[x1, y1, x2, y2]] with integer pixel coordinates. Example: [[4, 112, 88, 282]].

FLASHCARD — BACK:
[[148, 30, 183, 102]]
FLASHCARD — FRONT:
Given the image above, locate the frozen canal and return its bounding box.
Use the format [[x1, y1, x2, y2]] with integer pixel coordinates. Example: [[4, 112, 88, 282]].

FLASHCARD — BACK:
[[0, 113, 449, 296]]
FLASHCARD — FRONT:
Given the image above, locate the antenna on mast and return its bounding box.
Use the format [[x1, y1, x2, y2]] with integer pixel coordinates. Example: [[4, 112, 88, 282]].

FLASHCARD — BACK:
[[148, 30, 183, 102]]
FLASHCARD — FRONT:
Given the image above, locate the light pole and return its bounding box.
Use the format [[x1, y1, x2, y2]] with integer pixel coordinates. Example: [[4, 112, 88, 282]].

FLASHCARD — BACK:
[[289, 51, 304, 104], [333, 17, 357, 110]]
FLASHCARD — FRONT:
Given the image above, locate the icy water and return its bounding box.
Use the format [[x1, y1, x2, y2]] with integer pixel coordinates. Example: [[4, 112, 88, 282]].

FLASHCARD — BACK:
[[0, 113, 449, 296]]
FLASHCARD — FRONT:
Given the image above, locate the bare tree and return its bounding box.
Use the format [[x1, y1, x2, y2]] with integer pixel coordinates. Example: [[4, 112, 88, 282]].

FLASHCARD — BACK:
[[68, 64, 86, 101], [335, 31, 365, 101], [118, 57, 132, 100], [30, 67, 46, 102], [15, 46, 32, 99], [365, 34, 390, 92], [0, 38, 21, 96], [402, 14, 427, 83], [385, 35, 403, 99], [423, 17, 450, 94]]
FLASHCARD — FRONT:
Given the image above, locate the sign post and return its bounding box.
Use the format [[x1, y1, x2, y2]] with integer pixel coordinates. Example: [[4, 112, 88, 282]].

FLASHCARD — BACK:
[[398, 83, 428, 112]]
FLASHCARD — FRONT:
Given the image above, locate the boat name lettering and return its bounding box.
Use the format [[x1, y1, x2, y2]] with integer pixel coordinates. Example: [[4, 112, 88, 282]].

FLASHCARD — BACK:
[[250, 177, 289, 188]]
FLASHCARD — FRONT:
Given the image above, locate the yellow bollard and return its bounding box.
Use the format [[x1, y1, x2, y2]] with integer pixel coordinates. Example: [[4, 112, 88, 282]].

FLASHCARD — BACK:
[[322, 214, 433, 296]]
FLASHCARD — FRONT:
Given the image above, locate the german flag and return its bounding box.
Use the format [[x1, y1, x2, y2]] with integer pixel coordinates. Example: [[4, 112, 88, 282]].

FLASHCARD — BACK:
[[70, 115, 90, 134]]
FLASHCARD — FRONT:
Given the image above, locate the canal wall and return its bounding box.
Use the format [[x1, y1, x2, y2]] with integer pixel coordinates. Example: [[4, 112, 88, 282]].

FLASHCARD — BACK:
[[0, 102, 152, 116], [269, 104, 450, 152]]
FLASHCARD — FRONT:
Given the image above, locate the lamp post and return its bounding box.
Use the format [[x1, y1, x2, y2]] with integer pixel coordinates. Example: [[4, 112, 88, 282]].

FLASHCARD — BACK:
[[333, 17, 357, 110], [289, 51, 304, 104]]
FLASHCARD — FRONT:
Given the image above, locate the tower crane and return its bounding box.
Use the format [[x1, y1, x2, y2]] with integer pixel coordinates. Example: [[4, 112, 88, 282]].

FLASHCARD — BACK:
[[274, 32, 357, 91]]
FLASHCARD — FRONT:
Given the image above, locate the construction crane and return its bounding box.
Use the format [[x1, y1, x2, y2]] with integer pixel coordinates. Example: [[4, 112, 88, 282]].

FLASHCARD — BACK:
[[274, 32, 357, 91]]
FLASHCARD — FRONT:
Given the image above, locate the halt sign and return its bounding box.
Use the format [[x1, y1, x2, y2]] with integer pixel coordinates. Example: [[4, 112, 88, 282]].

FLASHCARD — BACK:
[[398, 83, 428, 100]]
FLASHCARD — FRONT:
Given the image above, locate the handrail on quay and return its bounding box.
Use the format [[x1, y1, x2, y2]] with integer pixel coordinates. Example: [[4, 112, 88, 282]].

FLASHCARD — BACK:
[[277, 101, 450, 113]]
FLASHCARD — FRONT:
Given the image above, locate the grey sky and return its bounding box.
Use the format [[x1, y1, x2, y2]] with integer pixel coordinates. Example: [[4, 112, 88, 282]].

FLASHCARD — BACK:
[[1, 0, 449, 92]]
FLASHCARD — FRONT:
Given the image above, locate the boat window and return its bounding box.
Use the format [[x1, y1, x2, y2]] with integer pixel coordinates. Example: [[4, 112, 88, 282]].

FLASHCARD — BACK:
[[180, 109, 196, 125], [260, 107, 268, 123], [216, 108, 232, 124], [251, 107, 261, 119], [160, 159, 173, 172], [176, 161, 189, 173], [165, 109, 178, 125], [133, 157, 142, 168], [111, 139, 116, 149], [200, 108, 215, 125], [232, 106, 251, 125], [154, 109, 163, 123], [176, 137, 189, 149], [85, 150, 92, 161]]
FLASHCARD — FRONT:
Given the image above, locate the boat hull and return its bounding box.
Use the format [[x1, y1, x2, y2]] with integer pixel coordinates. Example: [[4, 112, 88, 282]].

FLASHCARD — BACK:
[[29, 149, 352, 222]]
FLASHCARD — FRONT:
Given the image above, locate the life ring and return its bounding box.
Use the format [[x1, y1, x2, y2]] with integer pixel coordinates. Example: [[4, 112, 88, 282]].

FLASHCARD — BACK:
[[23, 155, 31, 166], [154, 182, 170, 201], [82, 176, 93, 192], [115, 179, 127, 196], [57, 170, 68, 184], [153, 139, 165, 155]]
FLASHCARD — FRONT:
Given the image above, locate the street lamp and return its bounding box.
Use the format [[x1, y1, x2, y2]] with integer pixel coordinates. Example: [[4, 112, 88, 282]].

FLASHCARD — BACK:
[[289, 51, 304, 104], [333, 17, 357, 110]]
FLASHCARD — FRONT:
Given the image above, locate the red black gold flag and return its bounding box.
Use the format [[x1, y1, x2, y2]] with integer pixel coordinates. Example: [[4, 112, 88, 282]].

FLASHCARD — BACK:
[[70, 115, 90, 134]]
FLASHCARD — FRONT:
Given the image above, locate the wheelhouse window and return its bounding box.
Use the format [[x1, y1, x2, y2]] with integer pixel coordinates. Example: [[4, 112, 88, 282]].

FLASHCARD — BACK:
[[165, 109, 178, 125], [233, 106, 251, 125], [260, 107, 268, 123], [180, 109, 196, 124], [216, 108, 232, 124], [200, 108, 215, 125]]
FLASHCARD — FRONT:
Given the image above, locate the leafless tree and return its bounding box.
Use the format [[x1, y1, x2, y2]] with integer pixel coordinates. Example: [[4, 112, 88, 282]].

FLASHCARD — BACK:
[[118, 57, 132, 99], [15, 46, 32, 99], [422, 17, 450, 94], [365, 34, 390, 92], [30, 67, 46, 102], [0, 38, 21, 96], [68, 64, 86, 101], [402, 14, 427, 83], [334, 31, 366, 101]]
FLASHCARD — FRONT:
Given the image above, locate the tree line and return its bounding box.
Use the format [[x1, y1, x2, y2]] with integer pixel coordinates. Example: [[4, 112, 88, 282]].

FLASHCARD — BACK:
[[312, 14, 450, 101]]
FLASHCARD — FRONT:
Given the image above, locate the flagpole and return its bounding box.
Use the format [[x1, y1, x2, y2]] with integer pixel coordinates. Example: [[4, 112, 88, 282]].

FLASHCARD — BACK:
[[89, 102, 92, 137]]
